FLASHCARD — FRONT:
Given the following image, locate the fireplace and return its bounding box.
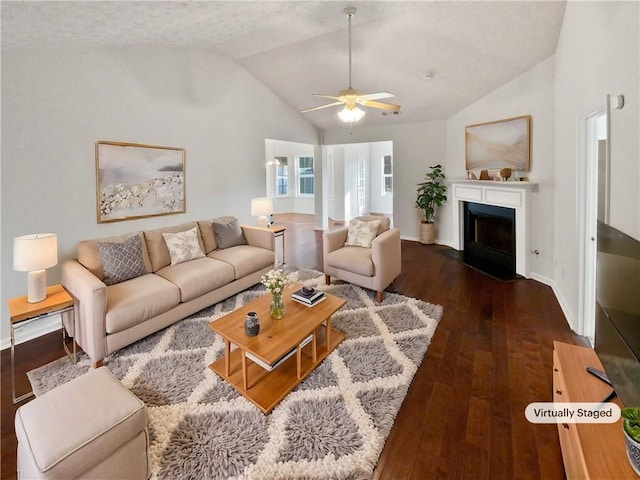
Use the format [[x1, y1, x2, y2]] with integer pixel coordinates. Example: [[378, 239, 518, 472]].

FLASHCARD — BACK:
[[449, 181, 536, 278], [463, 202, 516, 280]]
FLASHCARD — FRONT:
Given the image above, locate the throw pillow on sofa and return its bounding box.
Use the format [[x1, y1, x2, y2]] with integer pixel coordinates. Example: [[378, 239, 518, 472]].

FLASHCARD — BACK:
[[162, 226, 205, 266], [345, 218, 382, 248], [212, 217, 247, 249], [97, 235, 147, 285]]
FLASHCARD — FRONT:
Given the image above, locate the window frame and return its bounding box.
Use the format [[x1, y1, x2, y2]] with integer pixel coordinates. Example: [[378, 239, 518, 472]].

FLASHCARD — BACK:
[[382, 155, 393, 197], [296, 155, 315, 197]]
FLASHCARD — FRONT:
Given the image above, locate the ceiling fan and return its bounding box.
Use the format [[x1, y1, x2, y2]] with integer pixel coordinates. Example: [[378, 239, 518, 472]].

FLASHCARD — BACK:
[[301, 7, 401, 123]]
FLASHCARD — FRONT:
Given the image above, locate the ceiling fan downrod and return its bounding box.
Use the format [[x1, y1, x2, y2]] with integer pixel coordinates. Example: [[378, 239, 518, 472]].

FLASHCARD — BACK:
[[344, 7, 356, 90]]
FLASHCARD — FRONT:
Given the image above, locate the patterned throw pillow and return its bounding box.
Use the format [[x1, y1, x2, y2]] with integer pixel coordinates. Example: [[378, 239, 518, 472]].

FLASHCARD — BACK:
[[345, 219, 382, 248], [212, 217, 247, 249], [98, 235, 147, 285], [162, 226, 205, 266]]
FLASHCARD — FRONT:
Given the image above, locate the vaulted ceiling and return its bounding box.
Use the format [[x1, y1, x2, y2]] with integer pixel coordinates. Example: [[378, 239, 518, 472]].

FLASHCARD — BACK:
[[2, 1, 566, 130]]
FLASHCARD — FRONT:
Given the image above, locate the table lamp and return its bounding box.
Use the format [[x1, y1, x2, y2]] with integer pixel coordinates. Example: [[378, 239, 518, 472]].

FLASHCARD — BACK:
[[13, 233, 58, 303], [251, 197, 273, 228]]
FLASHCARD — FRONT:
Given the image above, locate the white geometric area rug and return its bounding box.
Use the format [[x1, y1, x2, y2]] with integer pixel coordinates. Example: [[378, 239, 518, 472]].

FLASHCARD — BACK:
[[28, 268, 443, 480]]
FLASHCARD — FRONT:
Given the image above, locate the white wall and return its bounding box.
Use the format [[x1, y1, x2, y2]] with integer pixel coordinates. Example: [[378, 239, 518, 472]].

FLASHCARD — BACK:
[[323, 121, 447, 240], [327, 147, 346, 221], [442, 56, 556, 281], [553, 1, 639, 332], [369, 141, 393, 215], [1, 47, 319, 344]]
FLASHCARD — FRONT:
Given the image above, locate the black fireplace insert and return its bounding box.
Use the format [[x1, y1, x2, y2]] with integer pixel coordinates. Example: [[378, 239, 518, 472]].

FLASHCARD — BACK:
[[463, 202, 517, 281]]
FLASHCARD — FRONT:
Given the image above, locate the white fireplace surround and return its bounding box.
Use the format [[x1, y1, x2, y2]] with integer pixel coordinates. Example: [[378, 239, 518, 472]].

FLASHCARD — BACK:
[[449, 180, 538, 278]]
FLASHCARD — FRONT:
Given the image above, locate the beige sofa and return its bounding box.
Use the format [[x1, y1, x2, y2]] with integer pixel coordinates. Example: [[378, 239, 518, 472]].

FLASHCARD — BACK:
[[62, 218, 275, 367]]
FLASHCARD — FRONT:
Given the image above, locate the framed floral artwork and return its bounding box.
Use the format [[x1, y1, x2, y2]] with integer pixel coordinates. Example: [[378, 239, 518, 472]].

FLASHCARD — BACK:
[[96, 141, 186, 223], [465, 115, 531, 171]]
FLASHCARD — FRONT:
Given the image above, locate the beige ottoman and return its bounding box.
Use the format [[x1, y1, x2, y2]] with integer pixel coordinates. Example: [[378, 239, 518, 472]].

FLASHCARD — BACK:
[[15, 367, 149, 480]]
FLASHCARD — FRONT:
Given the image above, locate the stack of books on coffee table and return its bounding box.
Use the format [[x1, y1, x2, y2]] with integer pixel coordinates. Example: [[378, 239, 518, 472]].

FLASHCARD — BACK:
[[291, 287, 326, 307], [245, 334, 313, 372]]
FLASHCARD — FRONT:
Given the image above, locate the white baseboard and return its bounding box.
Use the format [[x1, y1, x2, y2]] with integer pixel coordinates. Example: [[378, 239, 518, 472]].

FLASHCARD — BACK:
[[531, 273, 576, 332], [400, 235, 420, 242], [0, 315, 61, 350]]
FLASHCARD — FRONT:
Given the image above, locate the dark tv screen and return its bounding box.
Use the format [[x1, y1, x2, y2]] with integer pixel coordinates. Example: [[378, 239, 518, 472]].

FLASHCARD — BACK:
[[595, 221, 640, 407]]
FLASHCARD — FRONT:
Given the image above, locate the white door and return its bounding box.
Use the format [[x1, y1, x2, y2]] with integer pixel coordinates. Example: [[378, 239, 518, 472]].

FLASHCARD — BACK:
[[578, 106, 607, 340]]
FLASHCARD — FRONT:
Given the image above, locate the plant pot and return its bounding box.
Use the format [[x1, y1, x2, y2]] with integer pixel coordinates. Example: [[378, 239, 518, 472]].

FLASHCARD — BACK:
[[420, 222, 437, 245], [623, 427, 640, 476]]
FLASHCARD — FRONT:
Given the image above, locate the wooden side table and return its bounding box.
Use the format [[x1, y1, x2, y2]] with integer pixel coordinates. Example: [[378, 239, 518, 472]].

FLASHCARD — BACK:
[[269, 226, 286, 266], [8, 284, 75, 404]]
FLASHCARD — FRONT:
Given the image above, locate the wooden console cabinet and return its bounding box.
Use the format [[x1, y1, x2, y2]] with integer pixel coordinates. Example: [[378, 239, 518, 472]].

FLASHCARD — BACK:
[[553, 341, 635, 479]]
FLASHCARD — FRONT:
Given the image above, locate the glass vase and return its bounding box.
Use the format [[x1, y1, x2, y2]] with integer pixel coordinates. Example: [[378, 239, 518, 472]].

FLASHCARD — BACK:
[[270, 292, 285, 319]]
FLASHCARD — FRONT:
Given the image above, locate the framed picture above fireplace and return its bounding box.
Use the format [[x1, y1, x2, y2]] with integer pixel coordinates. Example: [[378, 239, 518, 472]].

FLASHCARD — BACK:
[[465, 115, 531, 171]]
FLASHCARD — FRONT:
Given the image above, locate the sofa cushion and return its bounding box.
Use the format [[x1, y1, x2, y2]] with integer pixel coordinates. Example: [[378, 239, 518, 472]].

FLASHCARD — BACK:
[[355, 215, 391, 235], [162, 226, 205, 266], [98, 235, 148, 285], [155, 257, 235, 303], [345, 218, 381, 248], [78, 232, 151, 281], [105, 274, 181, 334], [197, 220, 217, 253], [209, 245, 275, 279], [212, 216, 247, 249], [325, 246, 375, 277], [144, 222, 204, 272]]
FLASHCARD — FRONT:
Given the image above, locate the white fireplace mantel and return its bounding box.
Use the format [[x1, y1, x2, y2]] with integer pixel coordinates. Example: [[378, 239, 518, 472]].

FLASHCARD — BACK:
[[449, 180, 538, 278]]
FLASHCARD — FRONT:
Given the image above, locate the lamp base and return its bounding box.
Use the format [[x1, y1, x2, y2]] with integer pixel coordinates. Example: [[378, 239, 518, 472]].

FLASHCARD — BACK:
[[257, 216, 269, 228], [27, 269, 47, 303]]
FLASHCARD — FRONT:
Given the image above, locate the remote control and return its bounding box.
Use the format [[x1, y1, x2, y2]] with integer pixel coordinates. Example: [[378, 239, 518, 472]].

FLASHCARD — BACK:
[[586, 366, 613, 387]]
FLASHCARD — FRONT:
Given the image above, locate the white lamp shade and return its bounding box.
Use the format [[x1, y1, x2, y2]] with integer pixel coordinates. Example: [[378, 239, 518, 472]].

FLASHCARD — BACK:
[[251, 198, 273, 217], [338, 106, 365, 123], [13, 233, 58, 272]]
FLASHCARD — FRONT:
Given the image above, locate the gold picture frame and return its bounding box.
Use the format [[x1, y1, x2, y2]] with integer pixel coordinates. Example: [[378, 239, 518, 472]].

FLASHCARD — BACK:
[[96, 141, 186, 223], [465, 115, 531, 171]]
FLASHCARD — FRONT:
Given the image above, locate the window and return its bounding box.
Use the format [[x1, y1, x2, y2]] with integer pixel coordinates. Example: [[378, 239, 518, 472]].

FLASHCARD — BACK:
[[382, 155, 393, 196], [297, 156, 314, 196], [275, 157, 288, 196]]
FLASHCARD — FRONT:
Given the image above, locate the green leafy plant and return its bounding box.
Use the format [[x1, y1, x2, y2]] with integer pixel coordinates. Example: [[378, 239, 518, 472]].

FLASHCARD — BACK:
[[622, 407, 640, 442], [416, 164, 447, 223]]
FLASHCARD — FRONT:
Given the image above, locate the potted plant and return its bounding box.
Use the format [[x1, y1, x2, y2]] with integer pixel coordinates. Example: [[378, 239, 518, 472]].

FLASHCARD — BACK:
[[622, 407, 640, 476], [416, 164, 447, 244]]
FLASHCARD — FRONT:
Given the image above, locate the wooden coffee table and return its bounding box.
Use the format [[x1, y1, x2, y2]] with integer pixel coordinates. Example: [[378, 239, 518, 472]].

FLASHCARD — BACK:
[[208, 284, 346, 414]]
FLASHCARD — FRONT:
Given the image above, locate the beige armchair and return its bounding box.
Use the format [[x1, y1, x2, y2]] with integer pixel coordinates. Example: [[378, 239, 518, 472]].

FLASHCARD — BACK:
[[323, 215, 401, 302]]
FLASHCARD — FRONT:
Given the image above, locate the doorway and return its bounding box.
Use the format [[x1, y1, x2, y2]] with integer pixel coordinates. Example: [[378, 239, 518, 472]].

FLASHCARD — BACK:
[[578, 106, 607, 340], [323, 140, 393, 226]]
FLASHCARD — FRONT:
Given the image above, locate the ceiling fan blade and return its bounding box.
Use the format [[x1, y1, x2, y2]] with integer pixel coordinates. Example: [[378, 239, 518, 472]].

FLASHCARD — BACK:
[[301, 102, 343, 113], [313, 94, 344, 101], [359, 92, 395, 101], [359, 99, 401, 111]]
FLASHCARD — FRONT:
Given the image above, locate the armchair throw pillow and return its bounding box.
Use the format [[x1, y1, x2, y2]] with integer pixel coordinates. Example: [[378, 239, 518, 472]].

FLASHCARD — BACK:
[[345, 219, 382, 248], [162, 226, 205, 266], [98, 235, 147, 285], [212, 217, 247, 249]]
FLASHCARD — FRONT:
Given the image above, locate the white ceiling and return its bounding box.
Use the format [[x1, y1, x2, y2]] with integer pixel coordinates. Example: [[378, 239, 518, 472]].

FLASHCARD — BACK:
[[1, 1, 567, 131]]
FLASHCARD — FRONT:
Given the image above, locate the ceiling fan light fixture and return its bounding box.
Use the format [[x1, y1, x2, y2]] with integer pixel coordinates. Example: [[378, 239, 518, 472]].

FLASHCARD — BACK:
[[300, 7, 400, 121], [338, 105, 365, 123]]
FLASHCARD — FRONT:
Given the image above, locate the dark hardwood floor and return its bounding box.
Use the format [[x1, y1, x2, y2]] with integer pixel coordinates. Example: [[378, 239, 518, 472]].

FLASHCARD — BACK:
[[1, 214, 585, 479]]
